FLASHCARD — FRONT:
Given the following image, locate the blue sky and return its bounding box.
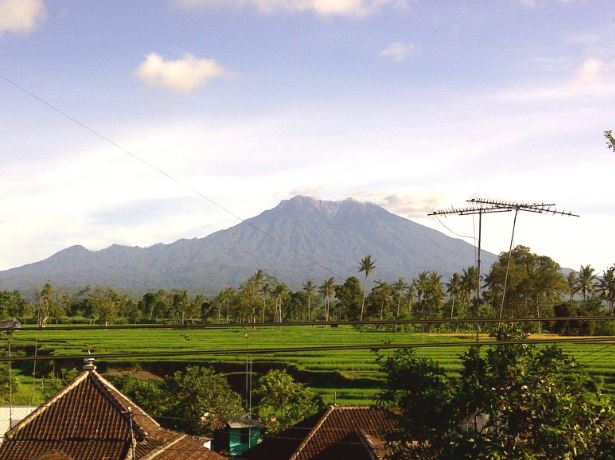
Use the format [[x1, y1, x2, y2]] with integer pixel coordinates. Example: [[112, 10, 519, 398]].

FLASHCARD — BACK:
[[1, 0, 614, 273]]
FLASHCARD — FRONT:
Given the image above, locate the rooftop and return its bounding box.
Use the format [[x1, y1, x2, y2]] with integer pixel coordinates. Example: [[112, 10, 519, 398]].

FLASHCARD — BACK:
[[242, 406, 397, 460], [0, 366, 225, 460]]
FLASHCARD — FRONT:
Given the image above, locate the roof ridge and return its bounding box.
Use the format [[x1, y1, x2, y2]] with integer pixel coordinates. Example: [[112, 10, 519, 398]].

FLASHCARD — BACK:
[[4, 371, 90, 440], [289, 406, 335, 460], [90, 370, 161, 435], [140, 433, 187, 460]]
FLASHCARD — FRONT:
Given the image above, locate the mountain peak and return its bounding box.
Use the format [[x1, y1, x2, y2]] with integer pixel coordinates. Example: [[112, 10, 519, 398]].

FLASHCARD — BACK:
[[0, 196, 496, 291]]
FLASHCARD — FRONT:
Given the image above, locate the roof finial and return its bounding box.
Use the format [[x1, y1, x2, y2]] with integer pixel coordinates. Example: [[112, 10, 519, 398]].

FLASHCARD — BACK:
[[83, 355, 96, 371]]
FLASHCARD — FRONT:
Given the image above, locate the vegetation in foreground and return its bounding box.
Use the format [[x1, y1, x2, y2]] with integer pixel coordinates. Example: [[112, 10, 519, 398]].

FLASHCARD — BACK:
[[378, 325, 615, 459]]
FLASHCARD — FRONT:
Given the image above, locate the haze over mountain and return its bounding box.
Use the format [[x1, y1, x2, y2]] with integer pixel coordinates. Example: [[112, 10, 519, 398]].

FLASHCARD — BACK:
[[0, 196, 497, 292]]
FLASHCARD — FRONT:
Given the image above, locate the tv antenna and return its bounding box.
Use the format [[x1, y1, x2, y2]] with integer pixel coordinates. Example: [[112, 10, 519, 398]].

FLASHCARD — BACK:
[[430, 198, 579, 323]]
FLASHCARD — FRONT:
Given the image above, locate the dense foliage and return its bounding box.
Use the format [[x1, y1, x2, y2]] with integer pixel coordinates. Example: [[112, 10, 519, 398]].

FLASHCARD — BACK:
[[113, 366, 322, 436], [377, 325, 615, 459], [253, 369, 323, 433]]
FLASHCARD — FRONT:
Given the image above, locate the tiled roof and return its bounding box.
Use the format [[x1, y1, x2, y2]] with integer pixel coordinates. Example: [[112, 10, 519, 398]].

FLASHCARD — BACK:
[[243, 406, 396, 460], [0, 369, 225, 460]]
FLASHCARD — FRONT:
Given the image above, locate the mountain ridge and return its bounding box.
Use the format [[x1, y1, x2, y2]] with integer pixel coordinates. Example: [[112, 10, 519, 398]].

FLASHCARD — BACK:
[[0, 196, 497, 291]]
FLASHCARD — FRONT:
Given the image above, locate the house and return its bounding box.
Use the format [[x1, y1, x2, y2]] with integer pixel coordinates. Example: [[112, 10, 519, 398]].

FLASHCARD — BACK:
[[213, 417, 263, 457], [0, 358, 226, 460], [241, 406, 397, 460]]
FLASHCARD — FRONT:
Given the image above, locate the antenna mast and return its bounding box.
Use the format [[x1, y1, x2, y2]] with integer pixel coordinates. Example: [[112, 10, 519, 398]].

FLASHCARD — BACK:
[[429, 198, 579, 325]]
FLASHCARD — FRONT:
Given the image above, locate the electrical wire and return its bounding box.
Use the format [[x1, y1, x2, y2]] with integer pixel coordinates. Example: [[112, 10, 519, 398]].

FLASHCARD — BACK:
[[0, 73, 338, 279], [431, 215, 477, 242], [7, 315, 614, 332]]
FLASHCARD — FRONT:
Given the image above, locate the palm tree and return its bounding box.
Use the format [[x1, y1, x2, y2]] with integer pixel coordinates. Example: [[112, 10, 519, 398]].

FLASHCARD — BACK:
[[358, 256, 376, 321], [566, 271, 579, 301], [272, 283, 288, 323], [303, 279, 316, 322], [595, 267, 615, 313], [461, 266, 479, 314], [260, 283, 271, 323], [319, 278, 336, 322], [392, 277, 408, 320], [447, 272, 463, 320], [413, 271, 430, 315], [577, 265, 596, 302], [372, 280, 393, 320]]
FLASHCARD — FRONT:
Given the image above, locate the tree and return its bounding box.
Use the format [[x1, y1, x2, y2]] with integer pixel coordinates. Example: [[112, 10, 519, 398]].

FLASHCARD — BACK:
[[376, 348, 454, 458], [319, 278, 335, 321], [461, 266, 479, 315], [377, 325, 615, 459], [272, 282, 289, 322], [303, 280, 316, 322], [606, 129, 615, 152], [36, 282, 66, 327], [595, 267, 615, 313], [0, 362, 19, 404], [334, 277, 363, 320], [369, 280, 394, 320], [566, 271, 579, 301], [107, 372, 167, 417], [254, 369, 323, 433], [165, 366, 244, 434], [485, 246, 566, 319], [447, 273, 463, 320], [0, 290, 29, 321], [577, 265, 596, 302], [358, 255, 375, 321], [91, 293, 118, 326], [392, 277, 408, 324]]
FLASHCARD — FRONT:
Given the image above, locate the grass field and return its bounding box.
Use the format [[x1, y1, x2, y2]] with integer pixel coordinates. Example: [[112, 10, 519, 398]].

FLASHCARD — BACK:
[[3, 326, 615, 406]]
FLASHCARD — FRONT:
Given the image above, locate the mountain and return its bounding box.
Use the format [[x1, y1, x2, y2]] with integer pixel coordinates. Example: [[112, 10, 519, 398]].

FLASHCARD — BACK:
[[0, 196, 497, 292]]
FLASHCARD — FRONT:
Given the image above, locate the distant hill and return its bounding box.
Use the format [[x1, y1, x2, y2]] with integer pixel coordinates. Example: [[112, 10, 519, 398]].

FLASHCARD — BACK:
[[0, 196, 497, 292]]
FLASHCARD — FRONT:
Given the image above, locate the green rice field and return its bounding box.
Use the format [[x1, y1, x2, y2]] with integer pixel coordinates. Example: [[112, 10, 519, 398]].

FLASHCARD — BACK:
[[3, 326, 615, 406]]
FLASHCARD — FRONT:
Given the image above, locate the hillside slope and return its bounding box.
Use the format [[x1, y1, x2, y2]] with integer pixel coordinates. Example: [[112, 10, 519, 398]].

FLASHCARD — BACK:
[[0, 196, 496, 291]]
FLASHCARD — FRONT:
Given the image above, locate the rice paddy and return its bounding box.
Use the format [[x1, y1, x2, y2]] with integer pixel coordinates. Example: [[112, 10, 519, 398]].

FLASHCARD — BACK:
[[4, 326, 615, 405]]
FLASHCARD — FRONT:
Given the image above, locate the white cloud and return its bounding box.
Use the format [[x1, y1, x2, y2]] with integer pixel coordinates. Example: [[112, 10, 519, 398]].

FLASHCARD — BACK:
[[497, 57, 614, 103], [355, 192, 445, 217], [0, 0, 46, 35], [380, 41, 415, 62], [135, 52, 230, 92], [574, 57, 606, 86], [171, 0, 406, 18]]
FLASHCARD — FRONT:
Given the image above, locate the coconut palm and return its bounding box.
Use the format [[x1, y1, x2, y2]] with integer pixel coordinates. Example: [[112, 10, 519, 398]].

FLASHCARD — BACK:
[[461, 266, 480, 314], [358, 256, 376, 321], [319, 278, 336, 322], [577, 265, 596, 302], [595, 267, 615, 313], [447, 272, 463, 320], [303, 279, 316, 322], [260, 283, 271, 323], [269, 283, 286, 322], [413, 271, 430, 315], [372, 280, 393, 320], [566, 271, 579, 301], [392, 277, 408, 320]]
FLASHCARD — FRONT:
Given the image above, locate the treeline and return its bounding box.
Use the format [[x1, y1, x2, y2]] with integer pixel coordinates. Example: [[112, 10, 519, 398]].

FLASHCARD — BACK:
[[1, 245, 614, 331]]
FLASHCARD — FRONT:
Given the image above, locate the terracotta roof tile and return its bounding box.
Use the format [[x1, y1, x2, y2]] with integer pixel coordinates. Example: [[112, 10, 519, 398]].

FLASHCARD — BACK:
[[0, 370, 225, 460], [243, 406, 396, 460]]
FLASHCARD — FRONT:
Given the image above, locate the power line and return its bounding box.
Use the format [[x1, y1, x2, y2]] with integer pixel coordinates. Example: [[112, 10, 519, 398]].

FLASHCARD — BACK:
[[1, 336, 614, 363], [0, 73, 338, 278], [5, 316, 614, 332]]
